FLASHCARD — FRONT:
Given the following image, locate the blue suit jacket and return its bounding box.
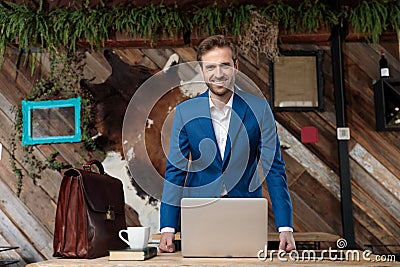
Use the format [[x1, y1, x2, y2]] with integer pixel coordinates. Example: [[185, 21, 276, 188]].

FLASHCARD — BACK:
[[160, 89, 293, 230]]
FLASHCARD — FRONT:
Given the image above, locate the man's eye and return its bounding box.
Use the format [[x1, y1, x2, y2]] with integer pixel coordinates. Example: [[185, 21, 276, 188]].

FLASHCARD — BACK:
[[206, 65, 216, 71]]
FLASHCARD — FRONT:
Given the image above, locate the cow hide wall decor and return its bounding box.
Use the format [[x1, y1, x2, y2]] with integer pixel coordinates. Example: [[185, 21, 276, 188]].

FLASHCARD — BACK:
[[80, 49, 186, 202], [80, 49, 157, 153]]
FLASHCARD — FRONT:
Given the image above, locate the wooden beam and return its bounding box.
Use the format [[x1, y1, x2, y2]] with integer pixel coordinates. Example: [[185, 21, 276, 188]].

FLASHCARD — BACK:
[[349, 144, 400, 201], [74, 29, 399, 49], [278, 28, 331, 45], [331, 19, 355, 248]]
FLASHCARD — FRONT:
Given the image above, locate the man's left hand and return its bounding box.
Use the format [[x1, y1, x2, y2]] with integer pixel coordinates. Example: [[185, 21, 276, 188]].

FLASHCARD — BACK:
[[279, 231, 296, 252]]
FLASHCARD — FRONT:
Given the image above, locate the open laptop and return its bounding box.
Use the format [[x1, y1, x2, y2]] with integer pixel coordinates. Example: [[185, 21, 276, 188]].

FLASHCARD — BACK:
[[181, 198, 268, 257]]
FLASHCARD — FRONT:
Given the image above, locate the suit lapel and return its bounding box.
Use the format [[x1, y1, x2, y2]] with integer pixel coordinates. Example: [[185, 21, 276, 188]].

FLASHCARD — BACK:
[[195, 91, 223, 164], [223, 91, 248, 164]]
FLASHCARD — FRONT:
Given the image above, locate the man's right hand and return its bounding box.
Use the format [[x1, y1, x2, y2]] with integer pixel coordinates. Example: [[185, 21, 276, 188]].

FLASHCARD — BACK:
[[158, 232, 175, 253]]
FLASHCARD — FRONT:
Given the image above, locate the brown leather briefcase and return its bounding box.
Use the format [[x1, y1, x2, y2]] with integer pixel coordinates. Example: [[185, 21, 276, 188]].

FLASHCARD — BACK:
[[53, 160, 127, 258]]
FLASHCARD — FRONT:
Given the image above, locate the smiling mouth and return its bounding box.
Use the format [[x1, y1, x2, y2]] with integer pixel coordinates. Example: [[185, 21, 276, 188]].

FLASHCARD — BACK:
[[210, 80, 227, 87]]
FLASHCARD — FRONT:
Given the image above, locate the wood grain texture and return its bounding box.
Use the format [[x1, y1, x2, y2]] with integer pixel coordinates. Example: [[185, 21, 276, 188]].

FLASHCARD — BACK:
[[0, 42, 399, 263], [0, 179, 52, 262], [0, 235, 27, 267], [26, 251, 399, 267]]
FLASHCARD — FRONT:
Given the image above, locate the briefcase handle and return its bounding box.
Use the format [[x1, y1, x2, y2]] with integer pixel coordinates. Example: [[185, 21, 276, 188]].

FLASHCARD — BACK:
[[83, 160, 105, 175]]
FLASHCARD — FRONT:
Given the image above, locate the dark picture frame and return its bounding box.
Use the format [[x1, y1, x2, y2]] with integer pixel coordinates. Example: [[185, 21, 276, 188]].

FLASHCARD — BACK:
[[269, 50, 324, 111]]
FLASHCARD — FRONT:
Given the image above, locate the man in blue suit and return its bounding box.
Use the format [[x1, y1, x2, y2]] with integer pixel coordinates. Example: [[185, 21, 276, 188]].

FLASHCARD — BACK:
[[159, 35, 296, 253]]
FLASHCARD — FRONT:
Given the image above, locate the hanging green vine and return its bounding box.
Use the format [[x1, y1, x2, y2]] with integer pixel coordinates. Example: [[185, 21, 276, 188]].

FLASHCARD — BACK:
[[45, 151, 71, 172], [388, 1, 400, 41], [9, 106, 24, 195], [1, 1, 50, 53], [349, 0, 389, 43], [261, 0, 297, 32], [8, 48, 97, 196], [9, 108, 47, 196], [296, 0, 339, 33], [1, 0, 399, 64], [192, 3, 253, 37], [262, 0, 339, 34]]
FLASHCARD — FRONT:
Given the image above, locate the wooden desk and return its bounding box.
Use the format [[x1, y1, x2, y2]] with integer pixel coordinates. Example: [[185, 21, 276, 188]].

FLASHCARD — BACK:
[[26, 251, 398, 267], [152, 232, 341, 249]]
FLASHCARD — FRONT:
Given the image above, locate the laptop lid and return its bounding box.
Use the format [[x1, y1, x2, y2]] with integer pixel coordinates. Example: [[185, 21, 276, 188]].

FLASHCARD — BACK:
[[181, 198, 268, 257]]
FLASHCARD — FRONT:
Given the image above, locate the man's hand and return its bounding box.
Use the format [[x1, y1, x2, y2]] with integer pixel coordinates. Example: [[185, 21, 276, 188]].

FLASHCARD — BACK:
[[158, 232, 175, 253], [279, 231, 296, 252]]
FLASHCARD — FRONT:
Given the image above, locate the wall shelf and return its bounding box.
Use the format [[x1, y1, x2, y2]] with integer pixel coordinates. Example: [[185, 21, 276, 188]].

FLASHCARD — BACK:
[[373, 78, 400, 131]]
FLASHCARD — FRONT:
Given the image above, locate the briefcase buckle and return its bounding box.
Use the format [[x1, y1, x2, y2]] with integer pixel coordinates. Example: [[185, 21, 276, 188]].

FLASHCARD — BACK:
[[105, 206, 115, 221]]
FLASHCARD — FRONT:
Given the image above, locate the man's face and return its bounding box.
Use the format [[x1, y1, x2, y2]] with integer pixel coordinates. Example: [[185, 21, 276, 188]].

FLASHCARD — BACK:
[[201, 47, 237, 97]]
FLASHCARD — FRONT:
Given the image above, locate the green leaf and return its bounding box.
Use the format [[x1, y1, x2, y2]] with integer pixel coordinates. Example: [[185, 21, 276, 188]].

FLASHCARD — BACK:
[[350, 0, 389, 43]]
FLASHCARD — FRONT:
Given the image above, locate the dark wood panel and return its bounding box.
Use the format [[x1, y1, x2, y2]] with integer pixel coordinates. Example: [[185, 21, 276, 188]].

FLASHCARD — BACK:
[[290, 172, 342, 231], [281, 150, 306, 187], [353, 219, 394, 254], [351, 182, 400, 250], [275, 111, 340, 174], [290, 190, 336, 233]]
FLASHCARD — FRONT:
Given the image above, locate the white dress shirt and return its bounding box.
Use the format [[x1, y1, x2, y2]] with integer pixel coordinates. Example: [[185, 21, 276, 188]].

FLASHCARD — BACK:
[[209, 94, 233, 196], [209, 93, 233, 160], [161, 93, 292, 234]]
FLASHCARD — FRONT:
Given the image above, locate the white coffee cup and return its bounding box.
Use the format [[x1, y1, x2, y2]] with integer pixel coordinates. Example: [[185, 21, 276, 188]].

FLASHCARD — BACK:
[[119, 226, 150, 250]]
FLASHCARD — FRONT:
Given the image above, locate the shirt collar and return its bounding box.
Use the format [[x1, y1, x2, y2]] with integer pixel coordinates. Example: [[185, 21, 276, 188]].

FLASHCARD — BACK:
[[209, 91, 234, 110]]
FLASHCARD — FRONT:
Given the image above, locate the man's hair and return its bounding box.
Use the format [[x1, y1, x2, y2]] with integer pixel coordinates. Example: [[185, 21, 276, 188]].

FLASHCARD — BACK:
[[196, 35, 238, 63]]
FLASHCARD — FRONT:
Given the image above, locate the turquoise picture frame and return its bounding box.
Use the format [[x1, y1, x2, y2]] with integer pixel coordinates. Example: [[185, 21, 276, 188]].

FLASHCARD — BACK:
[[22, 97, 81, 145]]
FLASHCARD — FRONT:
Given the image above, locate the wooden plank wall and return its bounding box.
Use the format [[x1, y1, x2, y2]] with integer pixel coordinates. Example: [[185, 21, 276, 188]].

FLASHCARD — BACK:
[[271, 42, 400, 253], [0, 42, 399, 265]]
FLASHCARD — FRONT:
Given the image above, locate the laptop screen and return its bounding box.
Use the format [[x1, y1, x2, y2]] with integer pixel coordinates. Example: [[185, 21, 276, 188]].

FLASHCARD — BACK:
[[181, 198, 268, 257]]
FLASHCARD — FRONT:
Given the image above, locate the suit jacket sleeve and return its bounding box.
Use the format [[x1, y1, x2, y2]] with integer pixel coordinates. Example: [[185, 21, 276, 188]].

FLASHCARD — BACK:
[[259, 102, 293, 230], [160, 105, 189, 230]]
